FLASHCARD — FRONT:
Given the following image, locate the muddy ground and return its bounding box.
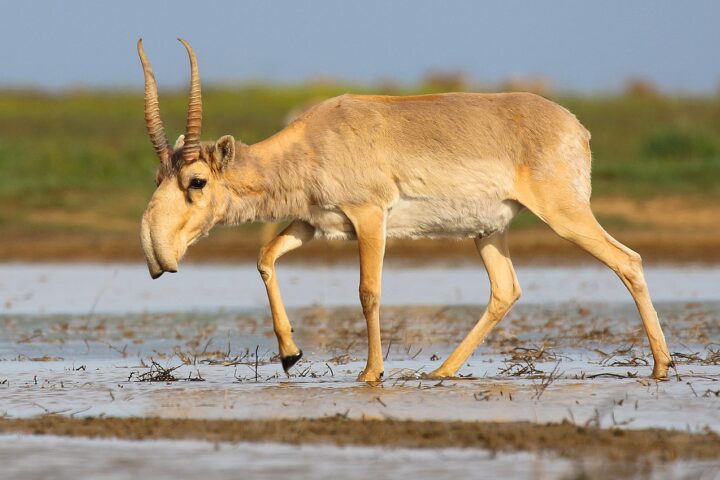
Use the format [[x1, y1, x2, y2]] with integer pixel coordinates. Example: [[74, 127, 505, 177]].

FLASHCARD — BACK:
[[1, 416, 719, 463]]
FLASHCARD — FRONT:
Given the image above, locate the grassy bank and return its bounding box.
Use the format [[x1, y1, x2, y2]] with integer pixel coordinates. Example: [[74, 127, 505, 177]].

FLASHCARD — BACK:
[[1, 85, 718, 261]]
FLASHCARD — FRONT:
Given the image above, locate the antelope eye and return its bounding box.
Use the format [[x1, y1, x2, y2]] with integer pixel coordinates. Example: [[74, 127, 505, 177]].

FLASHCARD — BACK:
[[189, 178, 207, 189]]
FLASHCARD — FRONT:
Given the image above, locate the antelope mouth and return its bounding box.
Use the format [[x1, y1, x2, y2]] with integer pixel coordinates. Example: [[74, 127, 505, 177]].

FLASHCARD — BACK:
[[155, 261, 178, 278], [148, 248, 180, 279]]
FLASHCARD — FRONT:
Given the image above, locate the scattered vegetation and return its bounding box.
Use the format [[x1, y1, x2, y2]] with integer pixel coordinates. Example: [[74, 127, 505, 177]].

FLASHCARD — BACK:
[[128, 358, 205, 383]]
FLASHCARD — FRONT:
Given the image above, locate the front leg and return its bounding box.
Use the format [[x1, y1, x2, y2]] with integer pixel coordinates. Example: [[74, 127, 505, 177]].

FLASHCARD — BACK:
[[257, 220, 315, 373], [343, 205, 387, 383]]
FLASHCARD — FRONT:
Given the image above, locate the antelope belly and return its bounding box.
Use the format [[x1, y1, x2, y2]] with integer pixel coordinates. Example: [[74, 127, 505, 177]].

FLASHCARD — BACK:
[[385, 197, 520, 239]]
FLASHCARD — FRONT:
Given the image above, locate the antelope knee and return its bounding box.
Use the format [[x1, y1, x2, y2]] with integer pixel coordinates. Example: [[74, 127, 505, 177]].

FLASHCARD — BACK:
[[621, 251, 646, 288], [257, 251, 274, 282], [359, 284, 380, 312], [489, 284, 521, 316]]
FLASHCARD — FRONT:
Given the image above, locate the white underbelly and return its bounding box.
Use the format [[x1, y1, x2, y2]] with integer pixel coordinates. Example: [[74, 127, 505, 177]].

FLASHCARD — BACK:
[[386, 197, 519, 239], [308, 198, 520, 240], [308, 206, 356, 240]]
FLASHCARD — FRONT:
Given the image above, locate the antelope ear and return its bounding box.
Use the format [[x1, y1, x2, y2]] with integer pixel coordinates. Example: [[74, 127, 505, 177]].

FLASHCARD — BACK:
[[215, 135, 236, 170], [174, 134, 185, 150]]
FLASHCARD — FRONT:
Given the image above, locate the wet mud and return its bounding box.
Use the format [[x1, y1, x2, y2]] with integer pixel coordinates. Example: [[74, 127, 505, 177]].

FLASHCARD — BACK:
[[1, 415, 719, 463]]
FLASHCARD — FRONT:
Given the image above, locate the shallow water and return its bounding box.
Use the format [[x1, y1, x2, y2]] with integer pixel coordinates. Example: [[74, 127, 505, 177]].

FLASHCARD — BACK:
[[1, 301, 717, 431]]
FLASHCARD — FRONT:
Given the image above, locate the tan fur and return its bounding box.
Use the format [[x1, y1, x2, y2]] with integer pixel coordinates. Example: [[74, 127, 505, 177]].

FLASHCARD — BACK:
[[141, 91, 671, 382]]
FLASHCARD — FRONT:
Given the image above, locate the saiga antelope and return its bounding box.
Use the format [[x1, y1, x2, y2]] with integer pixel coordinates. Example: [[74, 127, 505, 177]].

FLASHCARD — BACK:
[[138, 39, 672, 382]]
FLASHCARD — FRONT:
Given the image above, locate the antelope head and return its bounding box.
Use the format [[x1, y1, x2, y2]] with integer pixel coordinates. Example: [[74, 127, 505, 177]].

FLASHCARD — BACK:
[[138, 39, 237, 278]]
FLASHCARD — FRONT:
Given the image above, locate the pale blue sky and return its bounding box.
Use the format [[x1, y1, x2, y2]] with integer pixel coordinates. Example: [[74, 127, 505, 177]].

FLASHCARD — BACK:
[[1, 1, 718, 92]]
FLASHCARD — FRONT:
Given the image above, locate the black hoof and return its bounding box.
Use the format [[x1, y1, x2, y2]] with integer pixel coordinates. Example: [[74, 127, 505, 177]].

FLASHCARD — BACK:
[[281, 350, 303, 373]]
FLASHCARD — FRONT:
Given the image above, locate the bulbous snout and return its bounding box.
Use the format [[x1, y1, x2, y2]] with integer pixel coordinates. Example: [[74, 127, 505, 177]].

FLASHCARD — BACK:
[[141, 208, 180, 279]]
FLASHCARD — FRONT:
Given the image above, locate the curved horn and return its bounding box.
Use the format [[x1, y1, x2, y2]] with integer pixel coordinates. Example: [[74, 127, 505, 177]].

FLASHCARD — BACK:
[[137, 39, 170, 164], [178, 38, 202, 162]]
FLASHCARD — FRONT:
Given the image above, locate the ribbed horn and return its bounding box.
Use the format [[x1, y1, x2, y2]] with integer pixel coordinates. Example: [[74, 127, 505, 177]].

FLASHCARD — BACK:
[[178, 38, 202, 162], [137, 39, 170, 164]]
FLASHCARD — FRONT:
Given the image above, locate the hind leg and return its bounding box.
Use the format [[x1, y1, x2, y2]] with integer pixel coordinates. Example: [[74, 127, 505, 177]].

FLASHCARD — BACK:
[[520, 194, 672, 379], [429, 231, 521, 378]]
